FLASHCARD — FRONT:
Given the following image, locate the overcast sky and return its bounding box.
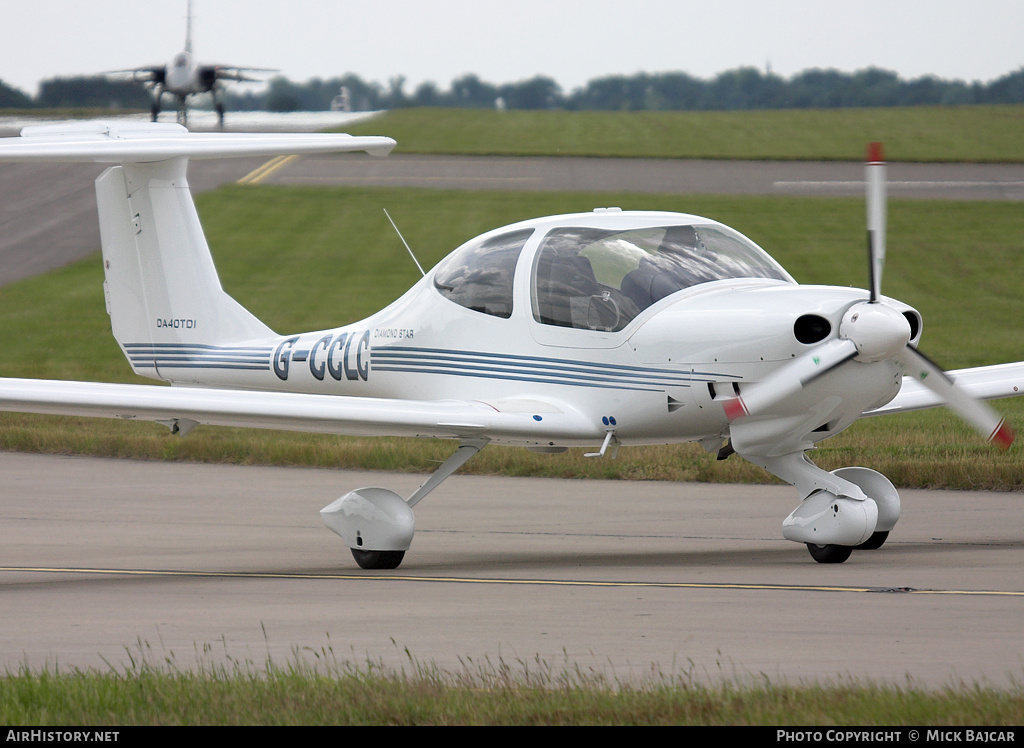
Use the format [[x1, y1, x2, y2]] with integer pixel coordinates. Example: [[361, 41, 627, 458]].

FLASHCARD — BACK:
[[3, 0, 1022, 97]]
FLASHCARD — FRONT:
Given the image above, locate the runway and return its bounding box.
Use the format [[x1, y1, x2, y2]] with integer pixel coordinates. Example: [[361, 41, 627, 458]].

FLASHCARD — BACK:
[[266, 152, 1024, 201], [2, 452, 1023, 686]]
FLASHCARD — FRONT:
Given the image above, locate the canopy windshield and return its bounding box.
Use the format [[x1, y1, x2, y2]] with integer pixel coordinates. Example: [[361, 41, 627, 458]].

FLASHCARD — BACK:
[[532, 224, 790, 332]]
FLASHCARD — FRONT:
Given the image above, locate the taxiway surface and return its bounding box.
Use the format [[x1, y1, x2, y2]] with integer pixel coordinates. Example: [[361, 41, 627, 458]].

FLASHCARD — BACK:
[[2, 452, 1023, 686]]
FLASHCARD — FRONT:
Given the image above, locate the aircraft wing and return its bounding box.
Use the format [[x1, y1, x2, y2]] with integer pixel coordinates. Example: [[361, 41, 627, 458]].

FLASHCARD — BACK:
[[1, 122, 395, 163], [184, 64, 279, 84], [213, 64, 278, 76], [103, 67, 166, 84], [212, 71, 263, 83], [864, 361, 1024, 417], [0, 378, 598, 444]]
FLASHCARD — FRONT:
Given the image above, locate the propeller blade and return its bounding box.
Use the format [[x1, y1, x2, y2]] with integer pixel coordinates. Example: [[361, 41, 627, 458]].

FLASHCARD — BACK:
[[866, 142, 887, 303], [898, 347, 1015, 450], [724, 142, 1014, 450], [723, 339, 858, 421]]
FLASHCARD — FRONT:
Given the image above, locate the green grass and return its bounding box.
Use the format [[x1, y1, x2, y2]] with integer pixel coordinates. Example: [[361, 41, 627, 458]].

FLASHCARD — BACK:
[[2, 648, 1023, 725], [344, 106, 1024, 161], [0, 185, 1022, 489]]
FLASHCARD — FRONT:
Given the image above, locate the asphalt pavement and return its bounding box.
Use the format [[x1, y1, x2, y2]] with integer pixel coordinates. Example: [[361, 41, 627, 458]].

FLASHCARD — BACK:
[[3, 452, 1023, 686]]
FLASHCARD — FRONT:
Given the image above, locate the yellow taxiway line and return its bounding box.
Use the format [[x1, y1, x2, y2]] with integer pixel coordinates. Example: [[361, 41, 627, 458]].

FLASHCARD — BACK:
[[237, 154, 299, 185], [4, 567, 1024, 597]]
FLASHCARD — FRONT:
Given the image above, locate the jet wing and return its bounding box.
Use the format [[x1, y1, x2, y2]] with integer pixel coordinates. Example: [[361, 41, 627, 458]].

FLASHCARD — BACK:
[[211, 64, 278, 79], [0, 378, 597, 444], [864, 361, 1024, 417], [212, 71, 262, 83], [185, 64, 279, 84], [103, 66, 167, 84]]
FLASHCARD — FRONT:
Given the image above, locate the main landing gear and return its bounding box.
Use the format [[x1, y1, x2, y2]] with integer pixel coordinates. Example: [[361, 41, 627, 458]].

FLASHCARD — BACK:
[[151, 93, 224, 129], [320, 440, 487, 570], [151, 92, 190, 127], [350, 549, 407, 570]]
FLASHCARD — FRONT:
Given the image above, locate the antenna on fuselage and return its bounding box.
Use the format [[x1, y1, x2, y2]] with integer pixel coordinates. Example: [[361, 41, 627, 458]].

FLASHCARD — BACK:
[[383, 208, 425, 277]]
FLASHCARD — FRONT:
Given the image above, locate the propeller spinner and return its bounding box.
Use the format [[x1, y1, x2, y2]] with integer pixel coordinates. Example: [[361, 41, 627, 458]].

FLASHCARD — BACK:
[[724, 143, 1015, 451]]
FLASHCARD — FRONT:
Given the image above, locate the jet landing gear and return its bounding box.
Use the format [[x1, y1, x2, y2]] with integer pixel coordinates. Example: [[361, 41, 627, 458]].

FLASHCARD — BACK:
[[211, 91, 226, 128], [319, 440, 487, 570], [748, 454, 901, 564], [151, 92, 190, 128]]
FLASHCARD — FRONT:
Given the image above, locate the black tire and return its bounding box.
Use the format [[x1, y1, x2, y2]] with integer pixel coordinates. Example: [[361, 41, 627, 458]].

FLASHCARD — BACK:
[[806, 543, 853, 564], [351, 548, 405, 570], [856, 531, 889, 550]]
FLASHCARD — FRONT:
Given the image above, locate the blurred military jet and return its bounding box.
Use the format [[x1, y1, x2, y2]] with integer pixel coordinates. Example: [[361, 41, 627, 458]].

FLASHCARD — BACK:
[[107, 0, 275, 126]]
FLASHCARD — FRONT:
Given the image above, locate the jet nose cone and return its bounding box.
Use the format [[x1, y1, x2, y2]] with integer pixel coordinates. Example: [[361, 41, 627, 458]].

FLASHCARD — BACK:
[[839, 302, 911, 362]]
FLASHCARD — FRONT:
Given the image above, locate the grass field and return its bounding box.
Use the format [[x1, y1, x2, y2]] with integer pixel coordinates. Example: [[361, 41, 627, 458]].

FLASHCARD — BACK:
[[344, 106, 1024, 161], [0, 185, 1022, 489], [3, 656, 1024, 725]]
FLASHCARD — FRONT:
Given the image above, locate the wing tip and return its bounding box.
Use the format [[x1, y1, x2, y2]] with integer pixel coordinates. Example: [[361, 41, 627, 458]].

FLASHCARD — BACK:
[[866, 141, 885, 164]]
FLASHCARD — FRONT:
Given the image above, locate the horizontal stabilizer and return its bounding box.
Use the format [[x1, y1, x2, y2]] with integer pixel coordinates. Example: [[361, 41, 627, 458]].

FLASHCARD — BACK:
[[0, 121, 395, 163]]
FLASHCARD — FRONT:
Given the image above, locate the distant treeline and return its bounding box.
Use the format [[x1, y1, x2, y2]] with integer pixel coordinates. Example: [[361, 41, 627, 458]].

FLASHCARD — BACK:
[[4, 66, 1024, 112]]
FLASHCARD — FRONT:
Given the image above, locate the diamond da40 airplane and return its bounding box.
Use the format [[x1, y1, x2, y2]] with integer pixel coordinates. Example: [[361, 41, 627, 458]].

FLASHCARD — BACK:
[[0, 122, 1021, 569]]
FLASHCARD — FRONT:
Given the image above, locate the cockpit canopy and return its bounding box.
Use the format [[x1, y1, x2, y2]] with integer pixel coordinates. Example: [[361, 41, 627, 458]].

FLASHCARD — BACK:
[[433, 215, 792, 331]]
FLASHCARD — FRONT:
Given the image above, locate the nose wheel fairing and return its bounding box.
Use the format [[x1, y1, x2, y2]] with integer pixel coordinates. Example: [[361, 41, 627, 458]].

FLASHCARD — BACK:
[[747, 451, 901, 563]]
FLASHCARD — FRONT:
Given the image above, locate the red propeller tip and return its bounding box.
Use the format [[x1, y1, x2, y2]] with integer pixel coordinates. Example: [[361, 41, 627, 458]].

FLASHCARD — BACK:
[[866, 142, 885, 164], [990, 420, 1015, 451], [722, 397, 749, 421]]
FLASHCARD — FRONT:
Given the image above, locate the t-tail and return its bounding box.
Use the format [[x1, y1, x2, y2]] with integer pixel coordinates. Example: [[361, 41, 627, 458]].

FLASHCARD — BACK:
[[0, 122, 394, 382]]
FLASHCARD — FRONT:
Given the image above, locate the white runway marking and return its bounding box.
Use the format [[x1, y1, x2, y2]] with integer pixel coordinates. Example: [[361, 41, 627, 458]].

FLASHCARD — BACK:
[[775, 180, 1024, 191]]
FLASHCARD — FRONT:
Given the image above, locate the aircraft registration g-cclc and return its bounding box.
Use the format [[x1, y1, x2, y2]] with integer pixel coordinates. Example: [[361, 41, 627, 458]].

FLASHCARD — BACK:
[[0, 122, 1021, 569]]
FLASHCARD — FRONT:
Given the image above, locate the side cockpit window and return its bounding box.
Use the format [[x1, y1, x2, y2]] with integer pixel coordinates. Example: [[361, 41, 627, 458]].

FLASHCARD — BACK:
[[532, 225, 790, 331], [433, 229, 533, 318]]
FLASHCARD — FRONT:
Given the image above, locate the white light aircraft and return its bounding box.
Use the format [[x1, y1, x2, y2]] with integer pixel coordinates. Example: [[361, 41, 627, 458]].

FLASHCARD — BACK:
[[107, 0, 275, 126], [0, 123, 1021, 570]]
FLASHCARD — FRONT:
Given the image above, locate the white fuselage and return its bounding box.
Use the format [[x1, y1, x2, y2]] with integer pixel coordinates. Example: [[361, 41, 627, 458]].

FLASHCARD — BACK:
[[128, 210, 916, 454], [163, 51, 205, 96]]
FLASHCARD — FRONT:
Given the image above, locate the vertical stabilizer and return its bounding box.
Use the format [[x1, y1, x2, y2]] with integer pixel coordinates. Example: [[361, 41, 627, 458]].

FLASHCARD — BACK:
[[185, 0, 194, 54], [96, 158, 274, 380]]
